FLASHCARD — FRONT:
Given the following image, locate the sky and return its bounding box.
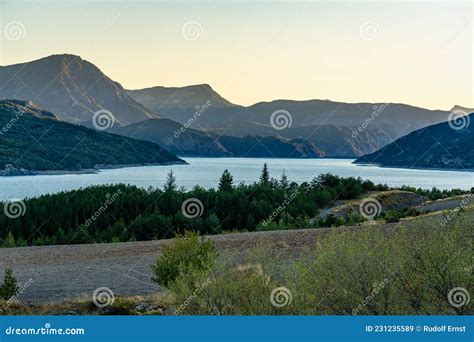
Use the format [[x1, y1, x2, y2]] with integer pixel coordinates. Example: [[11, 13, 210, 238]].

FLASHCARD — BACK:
[[0, 0, 473, 110]]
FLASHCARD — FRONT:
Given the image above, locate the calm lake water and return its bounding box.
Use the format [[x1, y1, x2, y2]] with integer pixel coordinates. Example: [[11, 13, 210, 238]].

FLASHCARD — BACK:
[[1, 158, 473, 200]]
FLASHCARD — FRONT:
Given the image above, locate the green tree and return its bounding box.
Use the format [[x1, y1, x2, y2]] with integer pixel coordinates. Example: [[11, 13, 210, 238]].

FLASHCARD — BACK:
[[259, 163, 270, 185], [0, 268, 18, 300], [4, 232, 16, 248], [218, 170, 234, 192], [163, 169, 177, 192], [280, 171, 289, 189], [151, 232, 217, 288]]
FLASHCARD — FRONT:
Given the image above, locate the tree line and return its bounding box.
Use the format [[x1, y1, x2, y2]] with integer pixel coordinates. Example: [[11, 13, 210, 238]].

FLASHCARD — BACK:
[[0, 164, 469, 247]]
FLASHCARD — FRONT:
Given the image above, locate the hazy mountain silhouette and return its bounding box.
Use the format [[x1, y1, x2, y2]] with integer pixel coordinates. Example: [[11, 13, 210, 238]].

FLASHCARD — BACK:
[[144, 99, 450, 141], [128, 84, 453, 155], [126, 84, 236, 113], [0, 54, 155, 125], [110, 118, 325, 158]]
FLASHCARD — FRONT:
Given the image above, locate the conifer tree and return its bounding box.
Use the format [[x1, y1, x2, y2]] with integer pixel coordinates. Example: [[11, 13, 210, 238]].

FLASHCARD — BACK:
[[280, 171, 289, 189], [218, 169, 234, 192], [259, 163, 270, 185], [163, 170, 177, 192]]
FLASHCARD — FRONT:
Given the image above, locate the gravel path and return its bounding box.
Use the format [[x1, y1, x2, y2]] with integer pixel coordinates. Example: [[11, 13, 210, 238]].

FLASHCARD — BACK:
[[0, 228, 338, 304]]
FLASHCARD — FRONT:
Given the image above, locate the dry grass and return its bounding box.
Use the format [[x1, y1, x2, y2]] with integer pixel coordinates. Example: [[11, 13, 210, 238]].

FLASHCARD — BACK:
[[1, 292, 174, 315]]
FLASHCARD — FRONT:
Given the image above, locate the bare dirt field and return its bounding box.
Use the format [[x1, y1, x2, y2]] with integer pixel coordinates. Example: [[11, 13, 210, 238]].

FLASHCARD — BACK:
[[0, 227, 344, 304]]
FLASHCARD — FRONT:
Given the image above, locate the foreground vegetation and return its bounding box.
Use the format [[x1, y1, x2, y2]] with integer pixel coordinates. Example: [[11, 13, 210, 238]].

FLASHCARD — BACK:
[[152, 216, 473, 315], [1, 165, 471, 247], [4, 213, 470, 315]]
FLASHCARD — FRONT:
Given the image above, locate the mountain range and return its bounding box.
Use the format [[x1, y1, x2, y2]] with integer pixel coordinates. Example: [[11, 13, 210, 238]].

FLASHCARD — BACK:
[[127, 87, 451, 142], [0, 54, 470, 166], [0, 99, 183, 173]]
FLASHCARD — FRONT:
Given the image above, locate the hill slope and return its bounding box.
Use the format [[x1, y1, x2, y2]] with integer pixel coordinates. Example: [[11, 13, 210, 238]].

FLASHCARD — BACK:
[[110, 118, 325, 158], [353, 112, 474, 170], [0, 99, 184, 172], [0, 54, 155, 125]]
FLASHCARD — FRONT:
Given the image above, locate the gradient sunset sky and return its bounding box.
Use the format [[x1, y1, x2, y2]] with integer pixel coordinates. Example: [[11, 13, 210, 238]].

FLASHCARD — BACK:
[[0, 0, 473, 110]]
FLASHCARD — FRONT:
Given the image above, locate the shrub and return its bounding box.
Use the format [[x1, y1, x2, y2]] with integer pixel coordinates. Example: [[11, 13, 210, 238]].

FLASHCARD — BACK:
[[288, 227, 401, 315], [0, 268, 19, 300], [384, 210, 401, 223], [163, 214, 473, 315], [151, 232, 217, 288], [396, 216, 473, 315], [170, 260, 278, 315], [346, 212, 365, 225]]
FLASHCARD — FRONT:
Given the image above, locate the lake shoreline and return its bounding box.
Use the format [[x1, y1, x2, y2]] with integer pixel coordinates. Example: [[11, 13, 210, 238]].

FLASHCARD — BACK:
[[1, 158, 473, 201], [0, 161, 188, 177], [353, 161, 474, 173]]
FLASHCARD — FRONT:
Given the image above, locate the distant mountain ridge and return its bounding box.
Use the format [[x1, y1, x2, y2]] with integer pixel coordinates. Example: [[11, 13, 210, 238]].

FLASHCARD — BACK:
[[109, 118, 325, 158], [126, 84, 236, 113], [0, 54, 156, 125], [353, 111, 474, 170], [127, 83, 453, 156], [0, 99, 184, 173]]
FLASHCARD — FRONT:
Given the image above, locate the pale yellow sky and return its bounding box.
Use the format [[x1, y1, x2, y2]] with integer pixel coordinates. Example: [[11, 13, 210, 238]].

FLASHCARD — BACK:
[[1, 0, 473, 110]]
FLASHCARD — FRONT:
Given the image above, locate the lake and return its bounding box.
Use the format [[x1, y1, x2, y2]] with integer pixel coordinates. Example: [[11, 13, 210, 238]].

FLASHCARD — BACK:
[[1, 158, 473, 200]]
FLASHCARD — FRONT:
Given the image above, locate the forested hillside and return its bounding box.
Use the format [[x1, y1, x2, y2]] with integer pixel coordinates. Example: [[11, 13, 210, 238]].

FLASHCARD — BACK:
[[0, 99, 183, 172]]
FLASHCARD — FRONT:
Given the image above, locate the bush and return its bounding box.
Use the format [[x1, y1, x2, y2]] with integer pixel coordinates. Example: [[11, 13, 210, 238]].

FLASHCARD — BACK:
[[169, 244, 284, 315], [0, 268, 18, 300], [346, 212, 366, 225], [384, 210, 402, 223], [162, 215, 473, 315], [151, 232, 217, 288], [291, 216, 473, 315]]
